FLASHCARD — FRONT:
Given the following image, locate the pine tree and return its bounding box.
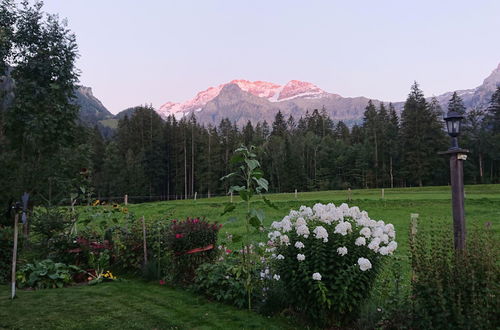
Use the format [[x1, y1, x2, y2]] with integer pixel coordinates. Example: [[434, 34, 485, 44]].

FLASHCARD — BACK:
[[271, 111, 287, 137], [447, 91, 466, 115], [400, 82, 446, 187]]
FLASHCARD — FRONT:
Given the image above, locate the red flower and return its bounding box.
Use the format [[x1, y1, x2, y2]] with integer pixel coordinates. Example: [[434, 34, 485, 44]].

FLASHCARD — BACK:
[[193, 219, 199, 224], [175, 233, 183, 239], [159, 280, 166, 285], [226, 249, 232, 254]]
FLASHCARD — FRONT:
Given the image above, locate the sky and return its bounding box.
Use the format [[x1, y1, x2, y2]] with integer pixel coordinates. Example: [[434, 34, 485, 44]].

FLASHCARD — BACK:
[[40, 0, 500, 114]]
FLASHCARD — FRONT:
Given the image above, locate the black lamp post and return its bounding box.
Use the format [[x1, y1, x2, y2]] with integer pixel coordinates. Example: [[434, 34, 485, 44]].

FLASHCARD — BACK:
[[441, 111, 468, 250]]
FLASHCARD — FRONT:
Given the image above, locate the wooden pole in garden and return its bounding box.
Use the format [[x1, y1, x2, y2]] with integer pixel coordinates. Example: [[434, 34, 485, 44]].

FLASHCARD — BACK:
[[450, 152, 467, 250], [141, 216, 148, 265], [439, 149, 468, 250], [295, 189, 298, 199], [347, 188, 352, 202], [11, 210, 19, 299], [381, 188, 385, 199], [124, 194, 128, 205]]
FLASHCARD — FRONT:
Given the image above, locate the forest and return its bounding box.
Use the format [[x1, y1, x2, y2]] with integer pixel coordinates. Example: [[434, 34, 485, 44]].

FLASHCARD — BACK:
[[1, 1, 500, 206]]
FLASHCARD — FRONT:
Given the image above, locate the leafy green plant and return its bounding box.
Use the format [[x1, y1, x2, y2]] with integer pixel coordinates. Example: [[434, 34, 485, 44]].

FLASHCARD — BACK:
[[16, 259, 81, 289], [221, 145, 276, 309], [166, 217, 221, 284], [410, 221, 499, 329], [193, 257, 249, 308]]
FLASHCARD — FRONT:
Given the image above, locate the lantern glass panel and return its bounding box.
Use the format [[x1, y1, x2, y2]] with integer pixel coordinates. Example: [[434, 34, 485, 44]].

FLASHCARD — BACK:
[[452, 119, 460, 134], [446, 119, 453, 134]]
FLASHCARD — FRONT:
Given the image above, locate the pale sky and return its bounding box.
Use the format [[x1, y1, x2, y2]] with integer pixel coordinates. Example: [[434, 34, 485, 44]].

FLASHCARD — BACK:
[[40, 0, 500, 114]]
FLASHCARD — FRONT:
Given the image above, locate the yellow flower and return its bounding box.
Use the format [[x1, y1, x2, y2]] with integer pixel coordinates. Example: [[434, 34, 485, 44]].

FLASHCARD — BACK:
[[92, 200, 100, 207]]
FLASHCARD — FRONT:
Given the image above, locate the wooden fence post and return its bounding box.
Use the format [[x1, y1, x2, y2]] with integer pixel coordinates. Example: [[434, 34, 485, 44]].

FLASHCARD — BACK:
[[11, 212, 19, 299], [230, 192, 233, 203], [347, 188, 352, 202], [381, 188, 385, 199], [194, 192, 197, 201], [141, 216, 147, 265], [124, 194, 128, 205], [295, 189, 298, 199]]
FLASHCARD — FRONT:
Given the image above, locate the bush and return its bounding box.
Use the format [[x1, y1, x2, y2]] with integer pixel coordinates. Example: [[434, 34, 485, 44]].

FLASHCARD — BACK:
[[16, 259, 81, 289], [410, 222, 499, 329], [166, 218, 221, 284], [268, 203, 397, 326], [194, 257, 248, 308]]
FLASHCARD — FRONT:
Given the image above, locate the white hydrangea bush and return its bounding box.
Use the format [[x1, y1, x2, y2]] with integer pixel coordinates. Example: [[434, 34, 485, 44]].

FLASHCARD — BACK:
[[268, 203, 397, 323]]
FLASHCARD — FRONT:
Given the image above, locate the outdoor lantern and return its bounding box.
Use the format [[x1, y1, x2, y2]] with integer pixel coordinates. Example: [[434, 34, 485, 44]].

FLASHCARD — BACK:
[[444, 111, 464, 149]]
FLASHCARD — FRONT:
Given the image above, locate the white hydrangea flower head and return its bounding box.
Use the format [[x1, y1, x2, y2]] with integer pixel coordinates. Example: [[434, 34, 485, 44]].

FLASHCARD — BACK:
[[296, 224, 310, 238], [294, 241, 305, 249], [273, 274, 280, 281], [334, 221, 352, 236], [295, 217, 306, 227], [276, 254, 285, 260], [358, 257, 372, 271], [355, 236, 366, 246], [297, 253, 305, 261], [337, 246, 348, 256], [313, 226, 329, 242], [360, 227, 371, 238], [312, 272, 322, 281], [280, 234, 290, 245], [281, 217, 293, 232]]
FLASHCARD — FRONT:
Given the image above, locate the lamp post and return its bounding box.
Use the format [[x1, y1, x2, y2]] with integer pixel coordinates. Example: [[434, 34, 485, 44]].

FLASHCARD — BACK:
[[440, 111, 468, 250]]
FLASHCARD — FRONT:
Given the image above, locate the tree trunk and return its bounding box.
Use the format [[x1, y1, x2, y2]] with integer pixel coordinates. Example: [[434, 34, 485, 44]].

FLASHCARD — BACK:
[[184, 137, 187, 199], [191, 125, 194, 198], [479, 152, 483, 183], [389, 156, 394, 188]]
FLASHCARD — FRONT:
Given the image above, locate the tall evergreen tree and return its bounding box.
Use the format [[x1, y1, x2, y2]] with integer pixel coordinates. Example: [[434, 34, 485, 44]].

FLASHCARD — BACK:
[[400, 82, 446, 187]]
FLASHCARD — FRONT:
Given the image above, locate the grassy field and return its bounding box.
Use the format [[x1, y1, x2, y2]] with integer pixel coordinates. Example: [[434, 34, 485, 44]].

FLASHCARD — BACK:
[[1, 184, 498, 329], [102, 184, 500, 257]]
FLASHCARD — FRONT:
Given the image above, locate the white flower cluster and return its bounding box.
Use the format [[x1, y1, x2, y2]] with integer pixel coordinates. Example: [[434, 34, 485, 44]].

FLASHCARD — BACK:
[[269, 203, 398, 273]]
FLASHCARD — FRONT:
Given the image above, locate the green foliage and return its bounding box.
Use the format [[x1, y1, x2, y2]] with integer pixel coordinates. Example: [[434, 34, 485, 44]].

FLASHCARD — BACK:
[[194, 258, 249, 309], [16, 259, 81, 289], [166, 217, 221, 284], [410, 222, 499, 329], [221, 145, 275, 309]]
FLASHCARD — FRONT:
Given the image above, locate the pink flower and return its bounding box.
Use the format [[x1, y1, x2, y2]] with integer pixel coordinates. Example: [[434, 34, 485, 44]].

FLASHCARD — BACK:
[[225, 249, 232, 254], [159, 280, 166, 285], [193, 219, 199, 224], [175, 233, 183, 239]]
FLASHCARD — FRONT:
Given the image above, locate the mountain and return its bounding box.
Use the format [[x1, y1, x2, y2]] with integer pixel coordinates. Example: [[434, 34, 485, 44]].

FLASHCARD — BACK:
[[158, 79, 381, 126], [158, 63, 500, 126], [74, 86, 114, 126], [430, 62, 500, 111]]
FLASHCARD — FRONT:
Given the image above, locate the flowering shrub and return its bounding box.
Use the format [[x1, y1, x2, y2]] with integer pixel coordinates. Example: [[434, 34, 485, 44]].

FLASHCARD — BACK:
[[269, 203, 397, 325], [166, 217, 221, 284]]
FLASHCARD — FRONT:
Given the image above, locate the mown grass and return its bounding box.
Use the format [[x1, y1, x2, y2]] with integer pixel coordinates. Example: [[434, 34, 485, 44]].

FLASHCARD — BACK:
[[0, 281, 298, 330]]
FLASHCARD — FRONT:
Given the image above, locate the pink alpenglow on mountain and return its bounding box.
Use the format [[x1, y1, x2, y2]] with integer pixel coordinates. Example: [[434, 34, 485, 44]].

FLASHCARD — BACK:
[[158, 79, 327, 119]]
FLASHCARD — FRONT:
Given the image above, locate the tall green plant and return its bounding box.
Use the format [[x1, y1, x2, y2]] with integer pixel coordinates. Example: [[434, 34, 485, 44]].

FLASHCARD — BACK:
[[410, 222, 499, 329], [220, 145, 275, 309]]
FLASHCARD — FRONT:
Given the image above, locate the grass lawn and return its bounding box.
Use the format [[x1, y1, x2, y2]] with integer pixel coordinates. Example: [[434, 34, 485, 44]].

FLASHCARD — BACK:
[[2, 184, 499, 329], [0, 280, 298, 330]]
